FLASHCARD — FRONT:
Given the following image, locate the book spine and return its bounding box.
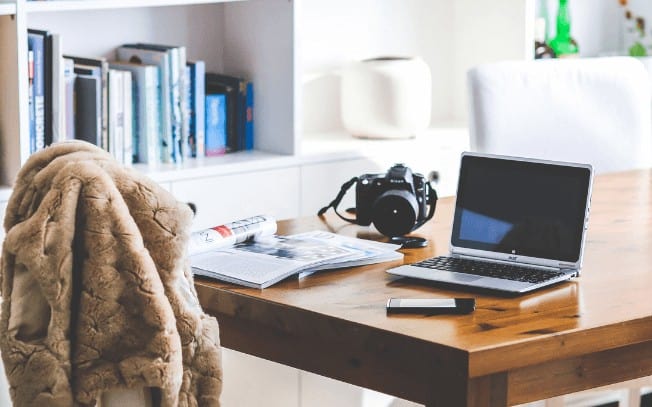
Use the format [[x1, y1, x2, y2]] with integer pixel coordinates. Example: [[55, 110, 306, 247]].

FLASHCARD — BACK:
[[177, 46, 188, 161], [43, 32, 53, 146], [168, 47, 182, 163], [141, 65, 160, 165], [187, 61, 205, 158], [245, 81, 254, 150], [28, 32, 45, 152], [237, 80, 246, 151], [195, 62, 205, 158], [108, 69, 122, 161], [63, 58, 75, 140], [27, 49, 35, 153], [50, 33, 64, 143], [205, 94, 227, 156], [122, 71, 133, 165], [98, 60, 108, 151], [74, 75, 101, 146], [185, 65, 194, 158]]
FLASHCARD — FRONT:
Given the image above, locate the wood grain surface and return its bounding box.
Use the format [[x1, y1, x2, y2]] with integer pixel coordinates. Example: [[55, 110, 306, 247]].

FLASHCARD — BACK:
[[195, 169, 652, 406]]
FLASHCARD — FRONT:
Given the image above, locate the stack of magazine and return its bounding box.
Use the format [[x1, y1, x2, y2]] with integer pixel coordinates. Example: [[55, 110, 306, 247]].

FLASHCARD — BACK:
[[189, 215, 403, 288]]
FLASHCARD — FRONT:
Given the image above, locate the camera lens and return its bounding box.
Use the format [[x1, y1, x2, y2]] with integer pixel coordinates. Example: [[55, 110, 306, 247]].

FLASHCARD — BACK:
[[371, 190, 419, 237]]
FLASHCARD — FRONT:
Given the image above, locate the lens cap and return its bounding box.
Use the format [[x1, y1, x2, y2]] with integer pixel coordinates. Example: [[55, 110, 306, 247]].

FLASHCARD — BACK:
[[390, 236, 428, 248]]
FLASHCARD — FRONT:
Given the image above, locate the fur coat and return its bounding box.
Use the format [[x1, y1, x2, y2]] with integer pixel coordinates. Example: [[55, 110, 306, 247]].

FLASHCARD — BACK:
[[0, 141, 222, 406]]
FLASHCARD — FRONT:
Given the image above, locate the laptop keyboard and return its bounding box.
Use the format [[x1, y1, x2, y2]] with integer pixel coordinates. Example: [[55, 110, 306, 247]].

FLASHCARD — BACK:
[[412, 256, 567, 284]]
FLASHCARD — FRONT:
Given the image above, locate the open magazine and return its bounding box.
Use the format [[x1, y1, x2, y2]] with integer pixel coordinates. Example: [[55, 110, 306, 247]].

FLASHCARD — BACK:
[[189, 215, 403, 288]]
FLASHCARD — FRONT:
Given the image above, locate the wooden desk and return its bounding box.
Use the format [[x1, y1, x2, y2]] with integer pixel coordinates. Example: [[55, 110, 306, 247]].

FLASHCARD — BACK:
[[195, 169, 652, 406]]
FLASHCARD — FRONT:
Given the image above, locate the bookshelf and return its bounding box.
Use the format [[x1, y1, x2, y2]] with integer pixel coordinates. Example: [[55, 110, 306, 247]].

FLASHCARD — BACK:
[[0, 0, 538, 190], [0, 0, 296, 188]]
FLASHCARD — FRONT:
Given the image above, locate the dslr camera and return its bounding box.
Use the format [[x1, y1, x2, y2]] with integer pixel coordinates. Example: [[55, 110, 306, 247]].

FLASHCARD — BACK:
[[319, 164, 437, 238]]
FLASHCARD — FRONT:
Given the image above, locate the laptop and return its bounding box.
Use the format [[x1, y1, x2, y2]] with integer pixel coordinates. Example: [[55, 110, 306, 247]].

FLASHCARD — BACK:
[[386, 152, 594, 294]]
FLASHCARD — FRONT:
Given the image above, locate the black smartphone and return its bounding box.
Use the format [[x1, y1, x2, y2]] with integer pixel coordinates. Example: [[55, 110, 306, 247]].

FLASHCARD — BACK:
[[386, 298, 476, 314]]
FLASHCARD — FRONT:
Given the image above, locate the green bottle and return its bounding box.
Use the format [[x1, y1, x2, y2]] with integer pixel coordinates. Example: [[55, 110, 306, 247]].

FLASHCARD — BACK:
[[550, 0, 579, 57]]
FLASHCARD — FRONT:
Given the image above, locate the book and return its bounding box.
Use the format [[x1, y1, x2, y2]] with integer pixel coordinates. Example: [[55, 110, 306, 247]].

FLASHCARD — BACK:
[[206, 73, 252, 151], [27, 49, 35, 153], [117, 45, 172, 163], [205, 94, 227, 156], [27, 30, 46, 152], [62, 58, 75, 140], [74, 73, 102, 146], [127, 43, 187, 162], [205, 74, 238, 152], [190, 216, 403, 289], [107, 69, 132, 165], [50, 33, 64, 143], [65, 55, 109, 150], [245, 81, 254, 150], [187, 60, 205, 158], [108, 69, 123, 161], [122, 70, 133, 166], [109, 61, 160, 165]]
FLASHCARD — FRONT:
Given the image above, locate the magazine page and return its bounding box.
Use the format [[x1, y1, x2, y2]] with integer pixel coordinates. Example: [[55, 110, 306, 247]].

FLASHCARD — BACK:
[[188, 215, 276, 256], [289, 231, 403, 276], [191, 235, 358, 288]]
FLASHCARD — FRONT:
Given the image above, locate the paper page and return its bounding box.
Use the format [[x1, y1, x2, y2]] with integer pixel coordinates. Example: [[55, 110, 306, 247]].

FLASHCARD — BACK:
[[191, 235, 357, 288]]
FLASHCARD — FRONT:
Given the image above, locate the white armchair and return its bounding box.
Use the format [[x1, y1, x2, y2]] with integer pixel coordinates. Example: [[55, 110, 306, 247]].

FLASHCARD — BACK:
[[468, 57, 652, 173], [468, 56, 652, 406]]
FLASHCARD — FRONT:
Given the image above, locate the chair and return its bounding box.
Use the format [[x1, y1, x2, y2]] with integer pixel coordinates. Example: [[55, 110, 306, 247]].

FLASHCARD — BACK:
[[468, 57, 652, 406], [468, 57, 652, 174]]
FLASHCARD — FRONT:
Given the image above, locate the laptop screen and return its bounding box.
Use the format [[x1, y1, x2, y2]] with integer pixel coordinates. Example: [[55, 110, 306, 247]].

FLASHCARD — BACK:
[[451, 154, 592, 263]]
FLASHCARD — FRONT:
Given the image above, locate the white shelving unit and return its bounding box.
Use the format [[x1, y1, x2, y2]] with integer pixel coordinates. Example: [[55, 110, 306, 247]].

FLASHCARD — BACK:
[[0, 0, 297, 188], [0, 1, 542, 405]]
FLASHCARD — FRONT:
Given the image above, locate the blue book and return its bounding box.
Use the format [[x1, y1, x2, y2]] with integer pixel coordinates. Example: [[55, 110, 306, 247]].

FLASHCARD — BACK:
[[130, 43, 186, 163], [245, 81, 253, 150], [206, 73, 247, 151], [117, 45, 172, 164], [205, 94, 226, 156], [27, 31, 45, 152], [110, 61, 160, 164], [187, 60, 205, 158]]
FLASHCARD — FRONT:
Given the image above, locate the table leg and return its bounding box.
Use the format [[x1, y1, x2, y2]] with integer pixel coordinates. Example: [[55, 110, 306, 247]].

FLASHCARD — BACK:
[[426, 373, 508, 407]]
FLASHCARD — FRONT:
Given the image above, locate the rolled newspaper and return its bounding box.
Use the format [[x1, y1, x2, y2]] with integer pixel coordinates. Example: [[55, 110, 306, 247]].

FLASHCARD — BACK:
[[188, 215, 277, 256]]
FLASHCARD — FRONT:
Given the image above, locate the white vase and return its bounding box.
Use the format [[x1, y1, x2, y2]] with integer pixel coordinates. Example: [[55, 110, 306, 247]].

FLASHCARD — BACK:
[[341, 56, 432, 139]]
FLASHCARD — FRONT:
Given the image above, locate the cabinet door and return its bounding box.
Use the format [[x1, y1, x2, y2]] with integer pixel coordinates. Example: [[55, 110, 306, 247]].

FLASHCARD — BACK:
[[300, 158, 384, 217], [171, 167, 300, 231], [221, 349, 299, 407]]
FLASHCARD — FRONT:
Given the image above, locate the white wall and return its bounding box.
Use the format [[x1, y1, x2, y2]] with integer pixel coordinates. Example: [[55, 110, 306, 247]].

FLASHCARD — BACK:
[[299, 0, 455, 132]]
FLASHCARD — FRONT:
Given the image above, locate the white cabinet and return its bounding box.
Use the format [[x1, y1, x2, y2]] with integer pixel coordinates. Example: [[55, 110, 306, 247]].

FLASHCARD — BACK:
[[221, 349, 300, 407], [171, 166, 301, 230]]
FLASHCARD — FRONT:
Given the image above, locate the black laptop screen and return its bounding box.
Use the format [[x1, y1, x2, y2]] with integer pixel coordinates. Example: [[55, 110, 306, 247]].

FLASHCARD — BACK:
[[451, 155, 592, 262]]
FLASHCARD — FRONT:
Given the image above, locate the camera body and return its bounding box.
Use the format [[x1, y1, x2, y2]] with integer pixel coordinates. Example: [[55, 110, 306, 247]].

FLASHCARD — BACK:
[[355, 164, 434, 237]]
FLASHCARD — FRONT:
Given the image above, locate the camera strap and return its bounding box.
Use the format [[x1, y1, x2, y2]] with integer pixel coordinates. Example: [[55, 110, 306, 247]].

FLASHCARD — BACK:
[[317, 177, 359, 224], [412, 183, 438, 231]]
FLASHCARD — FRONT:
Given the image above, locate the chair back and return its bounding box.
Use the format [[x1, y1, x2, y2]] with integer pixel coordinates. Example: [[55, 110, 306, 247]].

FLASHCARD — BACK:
[[467, 57, 652, 173]]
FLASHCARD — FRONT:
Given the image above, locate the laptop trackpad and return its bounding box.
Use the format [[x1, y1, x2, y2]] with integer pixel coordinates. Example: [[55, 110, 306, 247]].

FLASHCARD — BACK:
[[438, 271, 484, 283]]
